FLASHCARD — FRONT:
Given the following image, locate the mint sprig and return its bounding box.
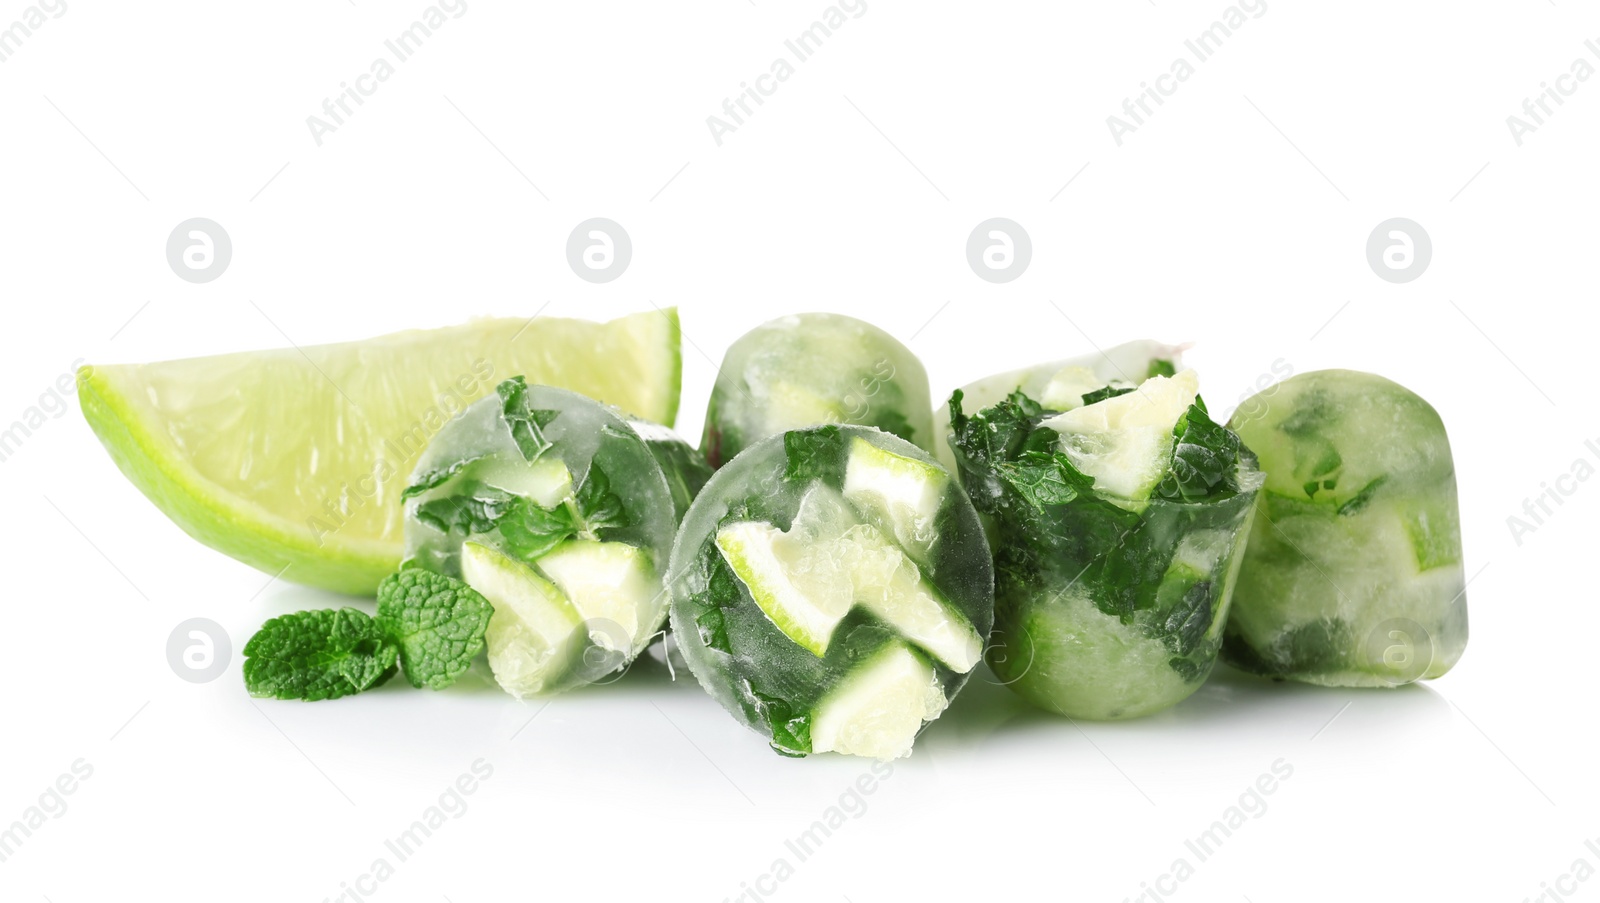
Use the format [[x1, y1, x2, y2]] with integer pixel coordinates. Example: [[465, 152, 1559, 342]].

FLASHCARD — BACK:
[[376, 569, 493, 690], [243, 608, 399, 701], [244, 572, 493, 701]]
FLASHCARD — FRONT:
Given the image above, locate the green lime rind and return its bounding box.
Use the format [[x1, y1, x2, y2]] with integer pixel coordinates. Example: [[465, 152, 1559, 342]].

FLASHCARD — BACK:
[[79, 364, 398, 595], [78, 310, 683, 596]]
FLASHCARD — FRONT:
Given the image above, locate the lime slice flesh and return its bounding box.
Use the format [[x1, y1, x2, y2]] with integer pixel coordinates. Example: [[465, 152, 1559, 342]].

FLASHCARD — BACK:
[[1041, 369, 1199, 502], [463, 541, 587, 699], [715, 520, 851, 657], [841, 435, 947, 566], [717, 484, 980, 669], [811, 642, 947, 759], [78, 309, 682, 595], [534, 539, 660, 652]]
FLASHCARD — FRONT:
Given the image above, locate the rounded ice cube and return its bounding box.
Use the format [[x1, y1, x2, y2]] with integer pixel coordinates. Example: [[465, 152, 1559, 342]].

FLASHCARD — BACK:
[[948, 367, 1262, 719], [1222, 369, 1467, 687], [403, 379, 709, 696], [701, 314, 934, 468], [669, 425, 994, 759]]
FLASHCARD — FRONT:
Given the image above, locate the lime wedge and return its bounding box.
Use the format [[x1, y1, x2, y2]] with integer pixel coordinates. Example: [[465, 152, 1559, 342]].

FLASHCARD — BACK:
[[463, 542, 587, 699], [841, 524, 983, 672], [841, 435, 947, 566], [1041, 369, 1199, 502], [811, 642, 947, 759], [78, 309, 682, 595], [715, 519, 853, 657], [717, 485, 980, 669], [534, 539, 660, 651]]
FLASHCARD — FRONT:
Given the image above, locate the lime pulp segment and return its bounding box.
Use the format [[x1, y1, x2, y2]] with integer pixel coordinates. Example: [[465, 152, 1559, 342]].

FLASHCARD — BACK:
[[78, 309, 682, 595]]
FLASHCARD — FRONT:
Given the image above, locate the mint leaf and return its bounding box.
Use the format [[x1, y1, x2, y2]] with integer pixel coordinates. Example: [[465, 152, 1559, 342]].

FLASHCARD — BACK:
[[947, 390, 1054, 512], [243, 608, 398, 701], [402, 455, 485, 500], [695, 608, 731, 654], [750, 687, 813, 757], [782, 425, 842, 483], [497, 376, 561, 462], [1337, 476, 1388, 517], [1161, 579, 1215, 657], [446, 464, 630, 564], [1155, 401, 1242, 502], [575, 464, 629, 534], [376, 570, 493, 690], [498, 496, 578, 561], [414, 480, 516, 535], [1080, 385, 1134, 407], [691, 552, 741, 654], [993, 450, 1096, 510], [1004, 389, 1046, 419]]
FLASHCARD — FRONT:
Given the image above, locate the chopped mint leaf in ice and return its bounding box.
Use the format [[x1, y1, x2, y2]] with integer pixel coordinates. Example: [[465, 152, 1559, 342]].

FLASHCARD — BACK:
[[413, 480, 517, 535], [1080, 385, 1135, 407], [994, 450, 1096, 510], [750, 687, 813, 758], [402, 455, 487, 500], [946, 389, 1046, 488], [496, 463, 630, 561], [497, 496, 578, 561], [782, 424, 842, 483], [1336, 475, 1389, 517], [690, 552, 742, 654], [1155, 401, 1243, 502], [497, 376, 562, 463], [574, 464, 629, 534]]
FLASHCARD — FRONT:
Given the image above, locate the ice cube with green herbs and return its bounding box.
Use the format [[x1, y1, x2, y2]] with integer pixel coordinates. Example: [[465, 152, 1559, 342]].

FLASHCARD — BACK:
[[403, 378, 710, 698], [948, 367, 1262, 720], [669, 425, 994, 759], [932, 338, 1185, 472], [701, 313, 934, 468], [1222, 370, 1467, 687]]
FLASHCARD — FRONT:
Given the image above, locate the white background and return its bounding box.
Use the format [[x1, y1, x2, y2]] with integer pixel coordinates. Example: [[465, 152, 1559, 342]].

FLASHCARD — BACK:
[[2, 2, 1597, 901]]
